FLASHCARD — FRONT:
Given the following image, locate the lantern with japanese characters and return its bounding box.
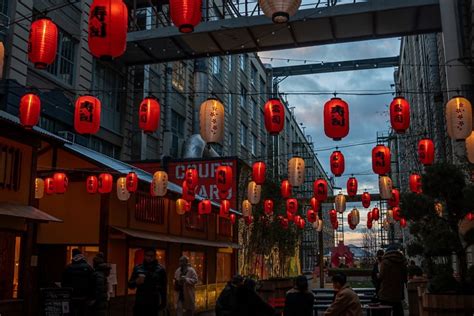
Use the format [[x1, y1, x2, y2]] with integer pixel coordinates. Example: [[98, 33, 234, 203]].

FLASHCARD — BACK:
[[330, 150, 345, 177], [258, 0, 301, 23], [335, 193, 346, 214], [88, 0, 128, 59], [310, 197, 319, 212], [198, 200, 212, 215], [220, 200, 230, 216], [264, 98, 285, 135], [324, 97, 349, 141], [286, 198, 298, 215], [28, 18, 58, 69], [390, 96, 410, 133], [409, 173, 422, 194], [138, 97, 160, 133], [247, 181, 261, 205], [170, 0, 202, 33], [86, 175, 99, 194], [313, 179, 328, 201], [242, 199, 252, 217], [53, 172, 68, 194], [98, 173, 113, 194], [182, 181, 195, 202], [281, 180, 292, 199], [388, 188, 400, 208], [117, 177, 130, 201], [288, 156, 305, 187], [372, 207, 380, 221], [306, 209, 317, 223], [126, 172, 138, 193], [264, 199, 274, 215], [45, 177, 55, 195], [361, 192, 371, 208], [379, 176, 393, 200], [215, 165, 232, 198], [346, 177, 358, 197], [74, 95, 101, 134], [252, 161, 266, 185], [35, 178, 44, 199], [200, 98, 225, 144], [176, 198, 187, 215], [151, 171, 168, 197], [418, 138, 435, 166], [19, 93, 41, 128], [372, 145, 391, 175], [466, 132, 474, 164], [446, 96, 472, 140], [185, 168, 199, 190]]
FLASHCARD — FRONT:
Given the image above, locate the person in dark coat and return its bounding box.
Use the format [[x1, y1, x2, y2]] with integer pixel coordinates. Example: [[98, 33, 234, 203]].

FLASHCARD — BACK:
[[407, 260, 423, 279], [128, 248, 167, 316], [62, 248, 95, 316], [90, 253, 111, 316], [215, 275, 245, 316], [371, 249, 384, 296], [243, 278, 275, 316], [283, 275, 314, 316]]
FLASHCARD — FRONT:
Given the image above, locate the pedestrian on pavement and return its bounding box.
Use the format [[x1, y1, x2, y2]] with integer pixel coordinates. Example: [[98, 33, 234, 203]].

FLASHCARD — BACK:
[[371, 249, 384, 297], [378, 244, 407, 316], [407, 260, 423, 279], [324, 273, 362, 316], [128, 248, 167, 316], [243, 278, 275, 316], [61, 248, 95, 316], [174, 256, 198, 316], [215, 275, 244, 316], [283, 275, 314, 316], [89, 253, 111, 316]]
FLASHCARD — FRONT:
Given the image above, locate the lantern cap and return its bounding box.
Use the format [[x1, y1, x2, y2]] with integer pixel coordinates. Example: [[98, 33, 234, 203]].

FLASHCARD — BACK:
[[145, 95, 159, 101], [179, 24, 194, 33], [271, 12, 290, 23]]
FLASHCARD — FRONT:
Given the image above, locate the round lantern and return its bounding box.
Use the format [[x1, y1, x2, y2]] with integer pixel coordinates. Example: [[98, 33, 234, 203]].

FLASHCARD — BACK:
[[367, 219, 373, 229], [252, 162, 266, 185], [242, 200, 252, 217], [139, 97, 161, 133], [247, 181, 262, 205], [466, 132, 474, 164], [286, 211, 295, 222], [151, 171, 168, 197], [185, 168, 199, 190], [264, 199, 274, 215], [35, 178, 44, 199], [367, 211, 373, 223], [170, 0, 202, 33], [446, 96, 473, 140], [215, 165, 232, 196], [126, 172, 138, 193], [293, 215, 301, 224], [200, 98, 225, 144], [306, 209, 317, 223], [332, 219, 339, 230], [86, 175, 99, 194], [297, 217, 306, 229], [98, 173, 113, 194], [310, 197, 319, 212], [74, 95, 101, 134], [409, 173, 422, 194], [379, 176, 393, 200], [335, 193, 346, 214], [88, 0, 128, 59], [182, 181, 195, 202], [372, 145, 391, 175], [288, 157, 305, 187], [465, 213, 474, 221], [388, 188, 400, 208], [244, 215, 253, 226], [19, 93, 41, 129], [280, 217, 289, 229], [53, 172, 68, 194], [418, 138, 435, 166], [264, 98, 285, 135], [329, 209, 337, 222], [393, 207, 402, 221], [28, 18, 58, 69], [350, 208, 360, 226], [220, 200, 230, 216], [346, 177, 358, 197], [258, 0, 301, 23], [176, 198, 187, 215], [330, 150, 345, 177], [281, 180, 292, 199], [229, 213, 236, 225], [45, 177, 55, 195], [117, 177, 130, 201], [313, 179, 328, 201], [390, 96, 410, 133], [400, 218, 407, 228], [361, 192, 371, 208], [198, 200, 212, 215], [372, 207, 380, 221], [324, 97, 350, 141], [286, 198, 298, 215]]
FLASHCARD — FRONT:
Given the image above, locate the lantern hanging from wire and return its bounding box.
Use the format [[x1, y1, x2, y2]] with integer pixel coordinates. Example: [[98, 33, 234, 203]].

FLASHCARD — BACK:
[[220, 199, 230, 216], [138, 97, 161, 133], [45, 177, 55, 195], [372, 207, 380, 221], [182, 180, 195, 202], [258, 0, 302, 24], [388, 188, 400, 208], [264, 199, 274, 215], [288, 156, 305, 187], [151, 171, 168, 197], [310, 197, 319, 212], [379, 176, 393, 200], [35, 178, 44, 199], [170, 0, 202, 33], [324, 97, 350, 141], [346, 177, 358, 197], [185, 168, 199, 190], [372, 145, 391, 175], [297, 217, 306, 229], [393, 207, 402, 221], [215, 165, 232, 197], [361, 191, 371, 208], [280, 217, 289, 229], [198, 200, 212, 215], [418, 138, 435, 166], [313, 178, 328, 201], [281, 180, 292, 199], [28, 18, 58, 69], [247, 181, 262, 205], [176, 198, 187, 215], [390, 96, 410, 133], [286, 198, 298, 215], [367, 211, 373, 223], [244, 215, 253, 226], [98, 173, 113, 194], [329, 209, 337, 222], [86, 175, 99, 194], [74, 95, 101, 134], [264, 98, 285, 135], [242, 199, 252, 217], [350, 208, 360, 226], [306, 209, 317, 223], [332, 219, 339, 230], [117, 177, 130, 201], [252, 161, 266, 185], [348, 213, 356, 230], [400, 218, 407, 228], [53, 172, 68, 194], [409, 173, 422, 194], [367, 219, 373, 229], [126, 172, 138, 193], [446, 96, 472, 140], [466, 132, 474, 164], [200, 98, 225, 144], [229, 213, 236, 225], [19, 93, 41, 129], [330, 150, 345, 177], [335, 193, 346, 214], [286, 211, 295, 222]]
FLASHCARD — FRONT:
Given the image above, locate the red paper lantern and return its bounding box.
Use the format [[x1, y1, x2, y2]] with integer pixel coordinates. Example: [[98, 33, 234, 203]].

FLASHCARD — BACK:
[[286, 211, 295, 222], [229, 213, 236, 225], [329, 209, 337, 221], [306, 209, 317, 223], [280, 217, 289, 229], [88, 0, 128, 59], [74, 95, 101, 134], [400, 218, 407, 228], [367, 211, 373, 223], [390, 96, 410, 133], [170, 0, 202, 33], [347, 177, 358, 197], [53, 173, 68, 194], [409, 173, 423, 194], [19, 93, 41, 129], [418, 138, 435, 166], [215, 165, 233, 195], [126, 172, 138, 193], [264, 199, 274, 215], [185, 168, 199, 190], [264, 99, 285, 135], [361, 192, 371, 208], [98, 173, 113, 193], [184, 201, 192, 212], [220, 200, 230, 216], [388, 188, 400, 207], [198, 200, 212, 215], [45, 177, 55, 195], [86, 175, 98, 194], [393, 207, 402, 221], [372, 145, 391, 175], [372, 207, 380, 221], [244, 216, 253, 226], [313, 179, 328, 201], [367, 220, 373, 229], [286, 198, 298, 215], [182, 181, 195, 202], [324, 97, 349, 141], [330, 150, 345, 177], [465, 213, 473, 221], [297, 217, 306, 229], [252, 161, 266, 185], [331, 219, 339, 230], [281, 180, 292, 199], [28, 18, 58, 69], [310, 197, 319, 212], [139, 97, 161, 133]]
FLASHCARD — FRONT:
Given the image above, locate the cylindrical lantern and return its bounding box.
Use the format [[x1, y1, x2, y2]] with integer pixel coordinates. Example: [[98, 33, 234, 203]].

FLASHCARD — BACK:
[[244, 216, 253, 226], [229, 213, 236, 225], [74, 95, 101, 134], [53, 172, 68, 194], [28, 18, 58, 69], [170, 0, 202, 33], [372, 207, 380, 221], [198, 200, 212, 215], [293, 215, 301, 225], [372, 145, 391, 175], [286, 198, 298, 215], [393, 207, 402, 221], [286, 211, 295, 222], [310, 197, 319, 212], [297, 217, 306, 229], [335, 193, 346, 214], [324, 97, 350, 141], [367, 211, 373, 223], [288, 157, 305, 187], [126, 172, 138, 193], [200, 98, 225, 144], [446, 96, 473, 140], [19, 93, 41, 129], [252, 161, 266, 185], [348, 213, 355, 230], [332, 219, 339, 230], [98, 173, 113, 194], [367, 219, 373, 229], [45, 177, 55, 195], [182, 180, 195, 202], [350, 208, 360, 226], [400, 218, 407, 228], [388, 188, 400, 208], [306, 209, 317, 223], [466, 132, 474, 164], [139, 97, 161, 133], [379, 176, 393, 200], [176, 198, 187, 215], [264, 98, 285, 135], [330, 150, 345, 177], [390, 96, 410, 133], [264, 199, 274, 215], [329, 209, 337, 222], [409, 173, 422, 194], [281, 180, 292, 199], [86, 175, 99, 194], [220, 200, 230, 216], [280, 217, 289, 229], [242, 199, 252, 217], [215, 165, 232, 196], [185, 168, 199, 190], [258, 0, 301, 23], [313, 179, 328, 201], [35, 178, 44, 199], [247, 181, 262, 205], [151, 171, 168, 197], [418, 138, 435, 166], [88, 0, 128, 59], [117, 177, 130, 201], [361, 192, 371, 208], [346, 177, 358, 197]]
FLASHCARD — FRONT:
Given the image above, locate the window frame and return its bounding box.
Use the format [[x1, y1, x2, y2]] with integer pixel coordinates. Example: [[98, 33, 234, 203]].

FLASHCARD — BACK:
[[46, 28, 77, 86]]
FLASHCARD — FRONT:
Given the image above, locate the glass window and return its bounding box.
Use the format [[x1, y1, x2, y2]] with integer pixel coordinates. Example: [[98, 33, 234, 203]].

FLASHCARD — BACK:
[[216, 252, 232, 283], [240, 85, 247, 109], [0, 233, 21, 300], [211, 57, 221, 79], [128, 248, 166, 294], [172, 62, 186, 92], [182, 251, 205, 285], [251, 133, 257, 155], [227, 93, 233, 115], [251, 65, 257, 86], [47, 29, 76, 85], [240, 123, 247, 147], [239, 54, 247, 72]]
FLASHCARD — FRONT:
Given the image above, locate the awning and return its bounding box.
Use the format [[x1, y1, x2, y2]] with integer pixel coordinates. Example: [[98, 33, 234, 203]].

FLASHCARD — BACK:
[[112, 226, 239, 249], [0, 202, 62, 222]]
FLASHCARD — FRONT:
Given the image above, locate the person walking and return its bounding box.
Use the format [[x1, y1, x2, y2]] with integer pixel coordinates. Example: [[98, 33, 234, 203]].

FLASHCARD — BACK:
[[324, 273, 362, 316], [128, 248, 167, 316], [283, 275, 314, 316], [378, 244, 407, 316], [371, 249, 384, 297], [90, 253, 111, 316], [62, 248, 95, 316], [174, 256, 198, 316]]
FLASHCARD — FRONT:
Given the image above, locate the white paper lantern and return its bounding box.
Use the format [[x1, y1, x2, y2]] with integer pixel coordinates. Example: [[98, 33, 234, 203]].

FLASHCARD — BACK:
[[176, 198, 187, 215], [446, 96, 472, 140], [258, 0, 302, 23], [335, 193, 346, 214], [242, 199, 252, 217], [288, 156, 305, 187], [379, 176, 393, 200], [151, 171, 168, 197], [117, 177, 130, 201], [466, 132, 474, 163], [35, 178, 44, 199], [247, 181, 261, 205], [200, 98, 225, 144], [313, 218, 323, 232], [350, 208, 360, 226]]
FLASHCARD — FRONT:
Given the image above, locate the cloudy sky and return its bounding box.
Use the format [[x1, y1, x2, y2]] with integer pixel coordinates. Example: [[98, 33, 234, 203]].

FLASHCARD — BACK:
[[260, 38, 400, 245]]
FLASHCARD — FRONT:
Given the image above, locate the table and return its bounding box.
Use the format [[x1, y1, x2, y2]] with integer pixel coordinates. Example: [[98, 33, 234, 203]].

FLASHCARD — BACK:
[[363, 304, 392, 316]]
